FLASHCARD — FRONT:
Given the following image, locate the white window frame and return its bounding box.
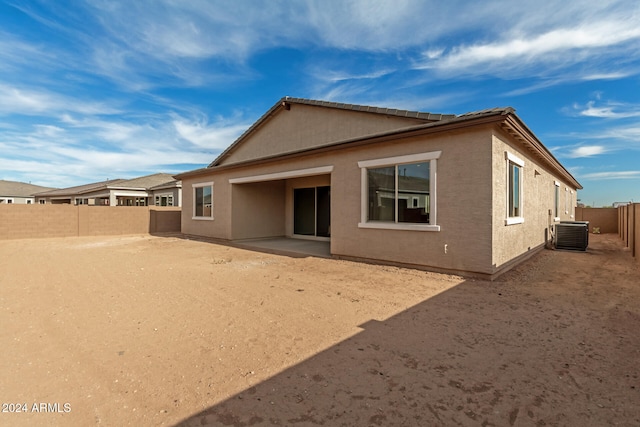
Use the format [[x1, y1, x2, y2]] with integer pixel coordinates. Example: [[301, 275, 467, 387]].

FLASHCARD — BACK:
[[0, 198, 14, 204], [553, 181, 561, 221], [358, 151, 441, 232], [505, 152, 525, 225], [155, 192, 174, 207], [192, 182, 214, 220], [570, 190, 574, 218]]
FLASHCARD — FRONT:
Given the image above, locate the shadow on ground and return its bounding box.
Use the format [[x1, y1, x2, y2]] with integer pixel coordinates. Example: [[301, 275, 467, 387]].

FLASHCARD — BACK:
[[174, 236, 640, 426]]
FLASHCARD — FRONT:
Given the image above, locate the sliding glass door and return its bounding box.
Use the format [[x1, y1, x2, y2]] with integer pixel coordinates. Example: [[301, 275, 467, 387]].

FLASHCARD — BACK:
[[293, 186, 330, 238]]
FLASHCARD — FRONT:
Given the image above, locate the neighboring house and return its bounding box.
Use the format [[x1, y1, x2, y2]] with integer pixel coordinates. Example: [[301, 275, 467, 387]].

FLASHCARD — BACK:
[[34, 173, 182, 207], [612, 202, 631, 208], [175, 97, 582, 278], [0, 180, 56, 204]]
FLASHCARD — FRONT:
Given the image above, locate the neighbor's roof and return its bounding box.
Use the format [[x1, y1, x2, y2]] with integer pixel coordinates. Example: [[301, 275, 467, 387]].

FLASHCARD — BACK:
[[208, 97, 456, 168], [35, 173, 181, 197], [110, 173, 178, 190], [0, 180, 56, 197], [35, 179, 126, 197]]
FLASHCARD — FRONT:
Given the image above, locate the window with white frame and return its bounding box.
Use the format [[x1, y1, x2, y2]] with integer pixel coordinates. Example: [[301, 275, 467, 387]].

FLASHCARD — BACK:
[[193, 182, 213, 220], [506, 152, 524, 225], [554, 181, 560, 220], [155, 194, 174, 206], [358, 151, 440, 231], [570, 190, 574, 218]]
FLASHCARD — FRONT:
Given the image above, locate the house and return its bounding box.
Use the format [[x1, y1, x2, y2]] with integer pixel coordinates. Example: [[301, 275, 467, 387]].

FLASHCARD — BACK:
[[35, 173, 182, 207], [0, 180, 56, 204], [175, 97, 582, 278]]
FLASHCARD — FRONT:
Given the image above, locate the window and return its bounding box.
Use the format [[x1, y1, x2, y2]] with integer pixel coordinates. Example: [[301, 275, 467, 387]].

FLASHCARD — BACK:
[[26, 200, 32, 204], [155, 194, 174, 206], [570, 190, 574, 218], [358, 151, 440, 231], [39, 200, 46, 204], [0, 198, 14, 204], [193, 182, 213, 220], [505, 152, 524, 225], [554, 181, 560, 220]]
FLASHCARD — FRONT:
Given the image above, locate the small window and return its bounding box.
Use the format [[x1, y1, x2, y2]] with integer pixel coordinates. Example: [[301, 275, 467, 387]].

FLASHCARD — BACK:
[[155, 194, 174, 206], [505, 152, 524, 225], [39, 200, 46, 204], [193, 182, 213, 220], [554, 181, 560, 220], [508, 162, 521, 217]]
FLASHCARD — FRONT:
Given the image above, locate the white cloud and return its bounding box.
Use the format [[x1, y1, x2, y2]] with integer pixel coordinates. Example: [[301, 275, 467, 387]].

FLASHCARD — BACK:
[[0, 108, 249, 188], [173, 118, 248, 150], [0, 84, 121, 116], [581, 171, 640, 180], [414, 7, 640, 79], [569, 146, 608, 158], [572, 101, 640, 119]]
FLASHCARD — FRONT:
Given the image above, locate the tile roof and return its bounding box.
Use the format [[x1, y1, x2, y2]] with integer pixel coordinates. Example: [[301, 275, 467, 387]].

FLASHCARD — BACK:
[[34, 179, 125, 197], [0, 180, 56, 197], [112, 173, 177, 189], [34, 173, 181, 197], [283, 97, 457, 121]]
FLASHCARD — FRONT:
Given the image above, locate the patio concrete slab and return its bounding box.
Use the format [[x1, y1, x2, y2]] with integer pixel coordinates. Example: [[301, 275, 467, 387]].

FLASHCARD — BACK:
[[232, 237, 331, 258]]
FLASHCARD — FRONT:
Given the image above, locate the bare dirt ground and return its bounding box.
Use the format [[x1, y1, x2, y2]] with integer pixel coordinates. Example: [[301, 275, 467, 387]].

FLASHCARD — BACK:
[[0, 233, 638, 427]]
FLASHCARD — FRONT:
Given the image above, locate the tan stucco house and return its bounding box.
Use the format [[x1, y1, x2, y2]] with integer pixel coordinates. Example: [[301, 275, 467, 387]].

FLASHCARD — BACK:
[[175, 97, 581, 278], [0, 180, 55, 204]]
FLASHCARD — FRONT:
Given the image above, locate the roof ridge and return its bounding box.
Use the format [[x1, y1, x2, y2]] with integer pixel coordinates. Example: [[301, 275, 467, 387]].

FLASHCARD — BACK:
[[283, 97, 456, 121]]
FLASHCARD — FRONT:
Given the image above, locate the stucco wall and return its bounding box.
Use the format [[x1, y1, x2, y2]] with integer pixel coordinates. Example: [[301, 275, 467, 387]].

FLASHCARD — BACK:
[[575, 207, 617, 234], [231, 180, 286, 240], [0, 205, 180, 240], [182, 126, 496, 276], [221, 103, 430, 165], [491, 132, 578, 273]]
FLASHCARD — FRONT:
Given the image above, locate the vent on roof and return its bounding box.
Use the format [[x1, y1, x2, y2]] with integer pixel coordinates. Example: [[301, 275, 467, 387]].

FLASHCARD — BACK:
[[555, 221, 589, 251]]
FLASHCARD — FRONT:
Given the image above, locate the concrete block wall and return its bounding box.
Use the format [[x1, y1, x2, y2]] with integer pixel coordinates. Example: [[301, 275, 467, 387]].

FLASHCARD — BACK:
[[0, 205, 181, 240], [575, 207, 618, 234], [635, 204, 640, 261], [616, 203, 640, 263]]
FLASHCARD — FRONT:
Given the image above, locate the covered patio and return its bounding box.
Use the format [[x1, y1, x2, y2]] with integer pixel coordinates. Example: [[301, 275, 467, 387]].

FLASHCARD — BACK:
[[232, 237, 331, 258]]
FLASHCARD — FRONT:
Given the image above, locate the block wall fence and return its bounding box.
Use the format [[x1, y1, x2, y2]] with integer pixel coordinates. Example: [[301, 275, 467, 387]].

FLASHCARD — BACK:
[[616, 204, 639, 262], [0, 205, 181, 240]]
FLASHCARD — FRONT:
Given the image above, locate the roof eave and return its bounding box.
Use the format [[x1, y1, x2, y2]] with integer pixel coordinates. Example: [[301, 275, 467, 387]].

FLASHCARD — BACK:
[[500, 114, 582, 190]]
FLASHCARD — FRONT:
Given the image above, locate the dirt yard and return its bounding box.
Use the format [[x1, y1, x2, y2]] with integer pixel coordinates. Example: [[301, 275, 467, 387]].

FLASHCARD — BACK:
[[0, 233, 638, 426]]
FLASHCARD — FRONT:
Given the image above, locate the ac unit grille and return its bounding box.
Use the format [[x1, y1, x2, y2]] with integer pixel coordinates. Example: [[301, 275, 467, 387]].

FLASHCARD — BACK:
[[555, 222, 589, 251]]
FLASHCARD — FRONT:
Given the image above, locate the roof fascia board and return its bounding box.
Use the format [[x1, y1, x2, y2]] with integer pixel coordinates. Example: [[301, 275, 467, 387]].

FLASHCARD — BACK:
[[501, 115, 582, 189]]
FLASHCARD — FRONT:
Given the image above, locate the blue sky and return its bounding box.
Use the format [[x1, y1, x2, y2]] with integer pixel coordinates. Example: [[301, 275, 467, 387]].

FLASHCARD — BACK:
[[1, 0, 639, 206]]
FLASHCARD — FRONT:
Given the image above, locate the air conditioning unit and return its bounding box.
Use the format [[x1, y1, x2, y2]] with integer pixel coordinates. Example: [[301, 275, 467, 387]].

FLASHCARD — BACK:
[[555, 221, 589, 251]]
